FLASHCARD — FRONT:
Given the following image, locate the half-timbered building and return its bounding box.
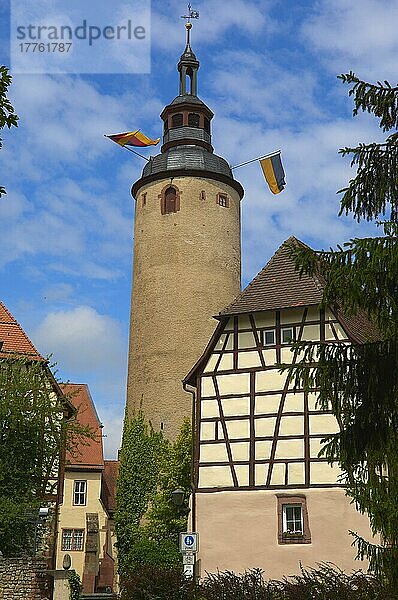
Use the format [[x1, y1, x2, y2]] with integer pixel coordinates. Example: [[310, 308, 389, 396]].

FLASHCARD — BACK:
[[0, 300, 75, 568], [184, 237, 377, 579]]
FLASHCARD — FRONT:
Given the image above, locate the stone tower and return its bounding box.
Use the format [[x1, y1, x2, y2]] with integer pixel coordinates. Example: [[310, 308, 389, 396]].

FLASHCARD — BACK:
[[126, 25, 244, 439]]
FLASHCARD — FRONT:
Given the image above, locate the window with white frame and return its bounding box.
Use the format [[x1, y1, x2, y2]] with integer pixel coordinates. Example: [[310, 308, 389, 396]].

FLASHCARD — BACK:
[[61, 528, 84, 551], [262, 329, 275, 346], [73, 480, 87, 505], [282, 504, 303, 534], [281, 327, 295, 344]]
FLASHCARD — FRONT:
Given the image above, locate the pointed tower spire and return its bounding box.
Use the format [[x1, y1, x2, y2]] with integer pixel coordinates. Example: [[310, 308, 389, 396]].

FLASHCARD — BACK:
[[179, 4, 200, 95]]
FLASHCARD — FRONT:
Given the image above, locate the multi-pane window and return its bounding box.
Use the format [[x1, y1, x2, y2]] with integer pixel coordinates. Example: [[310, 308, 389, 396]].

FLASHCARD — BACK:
[[282, 504, 303, 534], [262, 329, 275, 346], [73, 480, 87, 505], [61, 529, 84, 551], [217, 193, 229, 208], [281, 327, 295, 344]]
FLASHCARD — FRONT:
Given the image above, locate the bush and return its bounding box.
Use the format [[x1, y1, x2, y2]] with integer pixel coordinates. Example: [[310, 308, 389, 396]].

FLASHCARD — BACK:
[[119, 563, 395, 600], [120, 565, 198, 600]]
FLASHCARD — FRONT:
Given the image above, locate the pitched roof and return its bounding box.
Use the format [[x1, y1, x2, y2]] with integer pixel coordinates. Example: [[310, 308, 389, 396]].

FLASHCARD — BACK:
[[62, 383, 104, 470], [0, 301, 43, 360], [185, 237, 380, 386], [219, 237, 324, 316], [219, 236, 379, 343], [101, 460, 119, 514]]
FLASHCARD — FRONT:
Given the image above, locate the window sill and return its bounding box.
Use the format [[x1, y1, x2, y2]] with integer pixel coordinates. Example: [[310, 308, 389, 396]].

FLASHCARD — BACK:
[[280, 533, 311, 545]]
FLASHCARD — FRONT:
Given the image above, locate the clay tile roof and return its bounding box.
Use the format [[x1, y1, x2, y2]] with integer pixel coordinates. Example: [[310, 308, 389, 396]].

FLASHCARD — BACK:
[[62, 383, 104, 470], [0, 301, 43, 361], [101, 460, 119, 514], [219, 237, 324, 316]]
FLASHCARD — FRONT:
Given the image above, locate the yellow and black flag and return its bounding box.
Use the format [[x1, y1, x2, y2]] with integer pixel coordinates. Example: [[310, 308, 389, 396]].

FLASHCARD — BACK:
[[260, 152, 286, 194]]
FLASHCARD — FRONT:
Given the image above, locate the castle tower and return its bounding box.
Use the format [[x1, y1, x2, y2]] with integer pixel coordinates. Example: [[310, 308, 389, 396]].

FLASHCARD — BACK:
[[126, 24, 244, 439]]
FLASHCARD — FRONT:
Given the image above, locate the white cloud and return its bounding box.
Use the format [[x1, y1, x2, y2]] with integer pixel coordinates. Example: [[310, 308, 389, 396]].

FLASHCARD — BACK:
[[152, 0, 274, 51], [42, 282, 74, 302], [33, 305, 126, 372], [206, 49, 322, 125], [33, 305, 127, 459], [301, 0, 398, 80], [100, 408, 123, 459]]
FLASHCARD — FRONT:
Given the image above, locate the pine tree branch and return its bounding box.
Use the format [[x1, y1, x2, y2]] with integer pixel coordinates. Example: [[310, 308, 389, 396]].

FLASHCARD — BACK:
[[339, 72, 398, 131]]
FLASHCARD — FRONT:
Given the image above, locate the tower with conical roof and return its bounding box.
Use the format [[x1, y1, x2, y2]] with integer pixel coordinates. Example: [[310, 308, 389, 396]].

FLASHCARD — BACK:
[[126, 22, 244, 439]]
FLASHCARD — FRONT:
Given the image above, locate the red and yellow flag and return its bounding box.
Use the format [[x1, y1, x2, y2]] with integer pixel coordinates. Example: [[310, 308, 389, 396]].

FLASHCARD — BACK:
[[106, 130, 160, 147]]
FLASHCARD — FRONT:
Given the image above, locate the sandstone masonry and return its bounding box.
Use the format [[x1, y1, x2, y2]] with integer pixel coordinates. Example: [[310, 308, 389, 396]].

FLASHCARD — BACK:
[[0, 557, 51, 600]]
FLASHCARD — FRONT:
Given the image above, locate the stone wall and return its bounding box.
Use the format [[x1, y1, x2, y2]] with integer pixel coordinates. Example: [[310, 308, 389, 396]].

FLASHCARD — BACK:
[[0, 557, 51, 600]]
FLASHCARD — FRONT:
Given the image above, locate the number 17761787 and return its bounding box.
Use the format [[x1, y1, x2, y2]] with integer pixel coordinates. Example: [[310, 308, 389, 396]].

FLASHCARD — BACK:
[[19, 42, 72, 52]]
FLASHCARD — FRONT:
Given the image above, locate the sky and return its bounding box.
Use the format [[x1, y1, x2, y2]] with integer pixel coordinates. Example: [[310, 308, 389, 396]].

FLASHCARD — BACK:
[[0, 0, 396, 458]]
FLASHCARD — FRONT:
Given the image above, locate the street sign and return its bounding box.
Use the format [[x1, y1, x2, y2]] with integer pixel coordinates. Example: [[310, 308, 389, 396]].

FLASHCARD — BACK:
[[179, 532, 198, 553], [182, 553, 195, 565], [183, 564, 194, 579]]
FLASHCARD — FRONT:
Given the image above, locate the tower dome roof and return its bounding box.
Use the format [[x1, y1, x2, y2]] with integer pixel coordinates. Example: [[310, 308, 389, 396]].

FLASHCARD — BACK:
[[142, 145, 232, 178], [132, 24, 243, 200]]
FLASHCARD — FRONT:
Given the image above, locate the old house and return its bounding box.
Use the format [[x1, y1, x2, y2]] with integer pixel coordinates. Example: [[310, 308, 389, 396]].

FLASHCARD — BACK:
[[56, 383, 118, 594], [184, 238, 377, 578]]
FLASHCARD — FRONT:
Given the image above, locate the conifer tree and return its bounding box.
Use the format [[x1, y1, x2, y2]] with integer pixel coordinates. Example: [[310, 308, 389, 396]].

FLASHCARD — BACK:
[[287, 73, 398, 586]]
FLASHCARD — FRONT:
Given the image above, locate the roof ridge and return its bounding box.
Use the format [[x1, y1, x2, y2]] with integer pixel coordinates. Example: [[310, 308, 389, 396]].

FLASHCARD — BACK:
[[218, 237, 325, 317], [218, 239, 290, 316], [0, 301, 18, 324], [0, 301, 43, 360]]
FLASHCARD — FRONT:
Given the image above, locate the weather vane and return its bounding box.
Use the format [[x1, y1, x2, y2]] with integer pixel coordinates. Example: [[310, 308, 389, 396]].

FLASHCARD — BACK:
[[181, 4, 199, 44], [181, 4, 200, 24]]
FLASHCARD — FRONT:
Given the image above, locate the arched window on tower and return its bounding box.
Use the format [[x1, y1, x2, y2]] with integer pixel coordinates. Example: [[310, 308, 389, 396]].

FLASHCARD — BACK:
[[160, 185, 180, 215], [186, 66, 193, 94], [204, 117, 211, 134], [172, 113, 183, 128], [188, 113, 200, 128]]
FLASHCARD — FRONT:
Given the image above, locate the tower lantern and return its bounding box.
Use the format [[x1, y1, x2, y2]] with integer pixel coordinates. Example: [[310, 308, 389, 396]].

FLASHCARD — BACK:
[[126, 15, 244, 439]]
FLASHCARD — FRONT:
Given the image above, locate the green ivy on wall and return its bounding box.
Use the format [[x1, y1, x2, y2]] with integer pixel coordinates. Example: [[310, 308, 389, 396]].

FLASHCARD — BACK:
[[115, 413, 192, 575], [68, 569, 81, 600]]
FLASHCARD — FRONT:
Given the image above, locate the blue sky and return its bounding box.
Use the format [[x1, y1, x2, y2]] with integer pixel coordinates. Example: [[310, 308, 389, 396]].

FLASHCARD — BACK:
[[0, 0, 396, 457]]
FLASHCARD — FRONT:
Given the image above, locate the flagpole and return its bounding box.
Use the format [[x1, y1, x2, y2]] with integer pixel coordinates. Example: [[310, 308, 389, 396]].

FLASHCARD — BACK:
[[231, 149, 282, 170], [122, 145, 151, 162], [104, 134, 151, 162]]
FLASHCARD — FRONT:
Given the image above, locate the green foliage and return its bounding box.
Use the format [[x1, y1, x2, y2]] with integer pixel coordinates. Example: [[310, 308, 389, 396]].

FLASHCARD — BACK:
[[123, 535, 182, 569], [0, 66, 18, 196], [0, 357, 92, 556], [145, 418, 192, 545], [0, 497, 39, 556], [120, 564, 197, 600], [115, 415, 192, 574], [285, 73, 398, 585], [119, 564, 391, 600], [68, 569, 82, 600], [115, 412, 167, 574]]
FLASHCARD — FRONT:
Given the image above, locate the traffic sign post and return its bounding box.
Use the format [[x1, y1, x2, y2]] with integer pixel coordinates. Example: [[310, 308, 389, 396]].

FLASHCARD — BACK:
[[179, 533, 198, 580], [183, 564, 194, 579], [182, 553, 195, 565], [179, 532, 198, 553]]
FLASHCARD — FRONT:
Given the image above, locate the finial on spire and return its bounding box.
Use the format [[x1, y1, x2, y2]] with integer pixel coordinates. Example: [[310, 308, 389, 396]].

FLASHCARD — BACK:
[[181, 4, 199, 46]]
